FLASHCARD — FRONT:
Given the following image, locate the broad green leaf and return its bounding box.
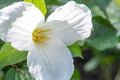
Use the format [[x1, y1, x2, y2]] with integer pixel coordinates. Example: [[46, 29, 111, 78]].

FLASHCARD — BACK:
[[68, 42, 83, 58], [87, 16, 118, 51], [0, 43, 28, 68], [71, 68, 82, 80], [24, 0, 47, 15], [6, 68, 16, 80]]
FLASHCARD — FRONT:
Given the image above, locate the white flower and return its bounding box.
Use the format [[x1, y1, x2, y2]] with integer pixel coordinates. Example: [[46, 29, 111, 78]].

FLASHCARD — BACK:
[[0, 1, 92, 80]]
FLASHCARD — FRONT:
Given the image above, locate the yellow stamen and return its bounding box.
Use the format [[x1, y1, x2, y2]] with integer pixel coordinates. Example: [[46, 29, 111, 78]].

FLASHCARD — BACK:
[[32, 29, 50, 43]]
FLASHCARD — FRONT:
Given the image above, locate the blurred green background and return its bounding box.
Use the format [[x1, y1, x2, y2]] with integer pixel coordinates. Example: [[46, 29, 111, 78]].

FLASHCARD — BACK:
[[0, 0, 120, 80]]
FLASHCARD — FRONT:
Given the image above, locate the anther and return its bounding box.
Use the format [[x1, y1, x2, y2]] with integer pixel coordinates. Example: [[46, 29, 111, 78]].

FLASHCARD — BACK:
[[32, 29, 50, 42]]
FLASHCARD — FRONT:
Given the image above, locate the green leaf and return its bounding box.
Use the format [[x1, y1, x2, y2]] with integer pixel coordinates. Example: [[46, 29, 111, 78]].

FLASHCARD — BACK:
[[24, 0, 47, 16], [6, 68, 16, 80], [87, 16, 118, 51], [68, 42, 83, 58], [0, 43, 28, 68], [71, 68, 82, 80]]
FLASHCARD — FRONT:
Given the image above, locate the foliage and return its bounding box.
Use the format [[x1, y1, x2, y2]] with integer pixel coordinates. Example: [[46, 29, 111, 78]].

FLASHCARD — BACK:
[[0, 0, 120, 80], [0, 43, 27, 69]]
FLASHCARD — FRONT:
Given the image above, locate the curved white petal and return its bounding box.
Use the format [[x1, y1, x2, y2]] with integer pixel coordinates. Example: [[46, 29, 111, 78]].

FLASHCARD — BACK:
[[41, 21, 81, 45], [27, 38, 74, 80], [0, 2, 44, 50], [47, 1, 92, 44]]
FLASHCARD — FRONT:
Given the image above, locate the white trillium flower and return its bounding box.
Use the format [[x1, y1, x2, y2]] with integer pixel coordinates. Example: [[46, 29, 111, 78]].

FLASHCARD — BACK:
[[0, 1, 92, 80]]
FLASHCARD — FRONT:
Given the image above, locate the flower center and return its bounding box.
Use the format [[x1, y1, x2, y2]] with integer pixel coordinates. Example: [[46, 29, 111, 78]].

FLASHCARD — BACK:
[[32, 29, 50, 43]]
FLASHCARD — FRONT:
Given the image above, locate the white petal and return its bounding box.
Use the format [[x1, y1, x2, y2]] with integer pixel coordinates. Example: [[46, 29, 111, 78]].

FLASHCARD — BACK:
[[27, 38, 74, 80], [0, 2, 44, 50], [0, 2, 44, 40], [47, 1, 92, 42], [41, 21, 81, 45]]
